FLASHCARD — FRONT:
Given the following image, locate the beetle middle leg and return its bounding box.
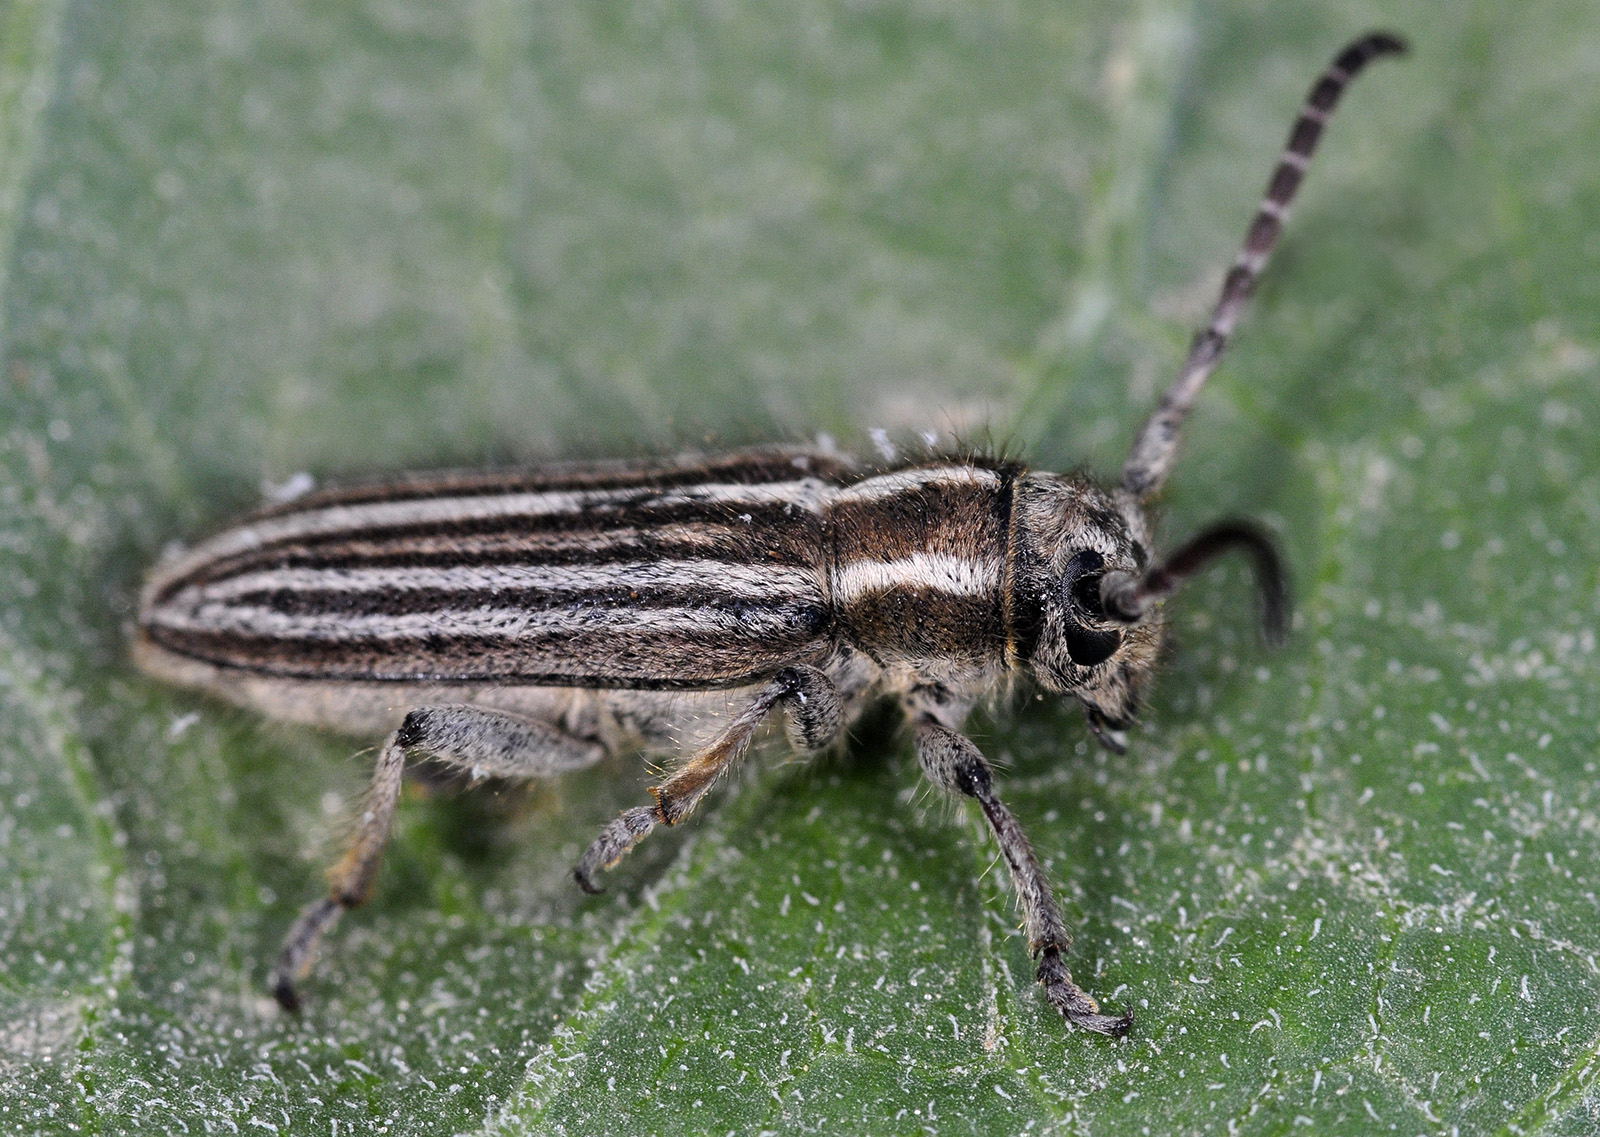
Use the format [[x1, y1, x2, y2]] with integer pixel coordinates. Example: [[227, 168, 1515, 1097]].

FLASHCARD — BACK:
[[574, 665, 841, 892], [270, 705, 604, 1011], [911, 716, 1132, 1038]]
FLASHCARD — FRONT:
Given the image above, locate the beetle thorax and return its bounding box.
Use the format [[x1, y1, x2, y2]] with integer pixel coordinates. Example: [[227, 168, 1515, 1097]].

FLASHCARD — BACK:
[[824, 463, 1013, 668]]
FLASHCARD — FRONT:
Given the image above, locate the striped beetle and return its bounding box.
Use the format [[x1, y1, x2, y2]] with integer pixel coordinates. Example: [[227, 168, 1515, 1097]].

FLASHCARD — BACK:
[[135, 33, 1405, 1038]]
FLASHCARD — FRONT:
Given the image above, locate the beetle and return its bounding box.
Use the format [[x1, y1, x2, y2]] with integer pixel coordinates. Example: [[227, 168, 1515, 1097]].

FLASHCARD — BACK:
[[134, 32, 1405, 1038]]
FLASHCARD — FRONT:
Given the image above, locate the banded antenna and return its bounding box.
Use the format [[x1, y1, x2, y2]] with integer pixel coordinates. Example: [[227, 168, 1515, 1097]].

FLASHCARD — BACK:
[[1120, 31, 1407, 502]]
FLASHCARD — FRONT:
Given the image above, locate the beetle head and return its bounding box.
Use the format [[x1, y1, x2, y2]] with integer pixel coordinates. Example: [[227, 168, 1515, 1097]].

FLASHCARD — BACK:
[[1011, 474, 1285, 752], [1011, 475, 1163, 751]]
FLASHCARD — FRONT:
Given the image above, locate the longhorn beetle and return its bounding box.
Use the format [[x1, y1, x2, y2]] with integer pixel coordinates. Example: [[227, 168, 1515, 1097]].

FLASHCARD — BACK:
[[135, 33, 1406, 1038]]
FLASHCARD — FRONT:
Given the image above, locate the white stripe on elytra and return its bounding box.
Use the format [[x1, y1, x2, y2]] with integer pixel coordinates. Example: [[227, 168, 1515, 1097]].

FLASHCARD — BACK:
[[833, 552, 998, 602], [151, 479, 831, 592], [152, 600, 813, 642], [186, 560, 823, 604]]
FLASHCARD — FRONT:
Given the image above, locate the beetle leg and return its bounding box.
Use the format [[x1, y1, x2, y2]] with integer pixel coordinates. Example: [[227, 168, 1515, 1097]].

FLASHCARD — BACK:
[[270, 705, 603, 1012], [911, 719, 1132, 1038], [574, 666, 840, 892]]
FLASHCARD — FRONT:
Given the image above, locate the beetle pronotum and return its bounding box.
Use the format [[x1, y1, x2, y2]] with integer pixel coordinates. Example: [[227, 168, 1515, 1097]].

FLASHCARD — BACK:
[[135, 32, 1405, 1038]]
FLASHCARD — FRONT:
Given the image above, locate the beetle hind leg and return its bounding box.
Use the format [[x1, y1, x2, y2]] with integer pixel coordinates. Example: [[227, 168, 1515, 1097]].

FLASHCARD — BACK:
[[270, 704, 604, 1012]]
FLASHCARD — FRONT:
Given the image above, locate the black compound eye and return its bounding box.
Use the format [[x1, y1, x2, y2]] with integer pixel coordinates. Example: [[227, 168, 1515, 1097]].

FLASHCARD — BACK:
[[1060, 550, 1106, 616], [1064, 624, 1122, 666], [1059, 549, 1122, 666], [1071, 569, 1107, 620]]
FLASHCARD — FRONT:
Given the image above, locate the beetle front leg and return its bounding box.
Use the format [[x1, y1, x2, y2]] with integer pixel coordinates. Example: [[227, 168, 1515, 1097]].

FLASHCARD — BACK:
[[270, 705, 604, 1011], [574, 666, 840, 891], [912, 720, 1132, 1038]]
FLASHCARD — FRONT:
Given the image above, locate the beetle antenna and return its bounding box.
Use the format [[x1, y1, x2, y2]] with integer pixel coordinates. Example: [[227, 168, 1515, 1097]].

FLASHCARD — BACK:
[[1120, 31, 1406, 502], [1100, 521, 1288, 646]]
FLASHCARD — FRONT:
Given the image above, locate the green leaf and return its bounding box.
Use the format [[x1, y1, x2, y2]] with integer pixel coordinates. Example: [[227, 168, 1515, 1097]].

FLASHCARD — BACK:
[[4, 0, 1600, 1133]]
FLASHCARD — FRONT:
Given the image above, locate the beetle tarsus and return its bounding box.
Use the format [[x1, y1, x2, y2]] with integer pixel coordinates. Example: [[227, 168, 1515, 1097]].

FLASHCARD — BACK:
[[1037, 947, 1133, 1037], [269, 896, 342, 1013], [573, 806, 659, 893], [271, 974, 302, 1015]]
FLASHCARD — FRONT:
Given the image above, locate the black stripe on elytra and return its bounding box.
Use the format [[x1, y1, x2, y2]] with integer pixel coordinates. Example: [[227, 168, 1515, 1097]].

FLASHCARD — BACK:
[[154, 498, 827, 602], [249, 450, 858, 517], [202, 516, 826, 576], [142, 624, 827, 688], [202, 580, 831, 628]]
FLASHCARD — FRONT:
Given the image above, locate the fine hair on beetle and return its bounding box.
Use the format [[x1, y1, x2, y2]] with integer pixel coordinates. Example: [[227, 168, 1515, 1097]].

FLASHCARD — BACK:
[[133, 32, 1407, 1040]]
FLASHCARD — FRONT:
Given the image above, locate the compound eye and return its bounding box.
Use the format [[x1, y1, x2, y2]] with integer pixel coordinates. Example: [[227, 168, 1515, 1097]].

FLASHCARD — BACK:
[[1060, 550, 1123, 666], [1061, 550, 1107, 616], [1069, 564, 1107, 620]]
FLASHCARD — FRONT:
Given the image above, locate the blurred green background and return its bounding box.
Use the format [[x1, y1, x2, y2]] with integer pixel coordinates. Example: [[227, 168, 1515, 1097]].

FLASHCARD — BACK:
[[3, 0, 1600, 1133]]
